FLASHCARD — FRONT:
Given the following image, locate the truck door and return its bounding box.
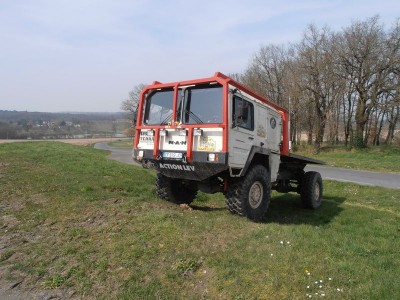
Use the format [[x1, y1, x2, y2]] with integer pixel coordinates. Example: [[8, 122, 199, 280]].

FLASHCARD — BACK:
[[228, 95, 255, 168], [253, 105, 281, 153], [255, 104, 268, 150], [267, 110, 281, 153]]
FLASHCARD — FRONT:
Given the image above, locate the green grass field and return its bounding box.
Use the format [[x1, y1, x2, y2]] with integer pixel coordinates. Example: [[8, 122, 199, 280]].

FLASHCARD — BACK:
[[294, 145, 400, 173], [107, 140, 133, 149], [0, 142, 399, 299]]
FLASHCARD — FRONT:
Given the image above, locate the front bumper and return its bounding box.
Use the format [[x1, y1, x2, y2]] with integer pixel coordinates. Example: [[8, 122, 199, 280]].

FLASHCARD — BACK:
[[133, 149, 228, 181]]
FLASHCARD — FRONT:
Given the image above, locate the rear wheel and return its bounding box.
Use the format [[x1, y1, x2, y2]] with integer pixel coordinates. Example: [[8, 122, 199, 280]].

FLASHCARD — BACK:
[[300, 171, 323, 209], [226, 165, 271, 222], [156, 173, 197, 204]]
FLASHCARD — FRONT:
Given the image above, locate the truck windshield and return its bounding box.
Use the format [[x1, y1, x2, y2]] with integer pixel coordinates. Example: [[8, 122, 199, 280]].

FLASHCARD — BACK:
[[143, 84, 223, 125], [181, 84, 222, 124], [144, 89, 175, 125]]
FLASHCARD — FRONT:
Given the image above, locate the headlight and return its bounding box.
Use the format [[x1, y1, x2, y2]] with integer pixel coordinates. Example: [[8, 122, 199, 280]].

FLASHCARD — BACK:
[[136, 150, 144, 161], [146, 130, 155, 136], [160, 130, 168, 136], [208, 153, 217, 162], [179, 129, 187, 136]]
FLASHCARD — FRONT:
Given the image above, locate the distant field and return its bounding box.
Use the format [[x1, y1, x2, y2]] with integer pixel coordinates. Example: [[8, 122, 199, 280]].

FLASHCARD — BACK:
[[0, 138, 114, 146], [294, 145, 400, 173], [0, 110, 129, 140], [0, 142, 399, 299]]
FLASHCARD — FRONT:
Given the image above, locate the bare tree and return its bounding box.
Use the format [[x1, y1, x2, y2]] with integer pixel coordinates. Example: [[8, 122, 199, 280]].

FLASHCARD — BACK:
[[335, 16, 388, 147], [237, 16, 399, 148], [121, 83, 147, 132], [339, 78, 357, 146], [385, 78, 400, 144], [296, 25, 339, 152], [242, 44, 291, 107], [227, 73, 243, 83], [384, 18, 400, 144]]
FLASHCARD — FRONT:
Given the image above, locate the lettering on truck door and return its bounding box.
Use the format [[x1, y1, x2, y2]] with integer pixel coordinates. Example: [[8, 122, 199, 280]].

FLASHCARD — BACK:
[[229, 95, 255, 168], [255, 104, 268, 150]]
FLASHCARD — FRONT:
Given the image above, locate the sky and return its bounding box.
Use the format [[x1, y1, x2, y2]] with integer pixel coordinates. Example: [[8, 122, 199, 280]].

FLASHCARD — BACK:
[[0, 0, 399, 112]]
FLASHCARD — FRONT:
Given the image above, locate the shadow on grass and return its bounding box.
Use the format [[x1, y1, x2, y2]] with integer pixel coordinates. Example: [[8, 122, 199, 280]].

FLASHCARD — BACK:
[[264, 193, 346, 226], [190, 205, 226, 212], [189, 193, 346, 226]]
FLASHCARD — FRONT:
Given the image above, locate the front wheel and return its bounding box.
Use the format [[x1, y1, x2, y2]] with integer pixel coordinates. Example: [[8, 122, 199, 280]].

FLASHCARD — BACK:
[[300, 171, 323, 209], [225, 165, 271, 222], [156, 173, 197, 204]]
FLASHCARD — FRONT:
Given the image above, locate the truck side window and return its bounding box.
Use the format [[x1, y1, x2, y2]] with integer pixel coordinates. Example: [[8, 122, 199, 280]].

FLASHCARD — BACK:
[[233, 96, 254, 131]]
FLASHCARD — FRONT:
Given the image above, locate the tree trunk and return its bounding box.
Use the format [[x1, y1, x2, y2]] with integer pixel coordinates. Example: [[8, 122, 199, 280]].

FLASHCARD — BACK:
[[385, 106, 399, 145], [354, 97, 367, 148], [376, 111, 386, 146], [307, 130, 313, 145], [307, 118, 313, 145], [335, 100, 340, 144], [314, 121, 325, 153], [314, 103, 326, 153], [364, 111, 375, 145]]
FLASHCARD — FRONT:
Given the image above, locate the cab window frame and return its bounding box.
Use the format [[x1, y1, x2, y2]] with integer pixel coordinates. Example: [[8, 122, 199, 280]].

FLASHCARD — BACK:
[[232, 95, 254, 131]]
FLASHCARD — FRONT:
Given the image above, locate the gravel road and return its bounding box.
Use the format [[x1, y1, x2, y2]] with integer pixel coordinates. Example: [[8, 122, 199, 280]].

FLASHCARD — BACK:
[[95, 143, 399, 189], [94, 142, 136, 165], [306, 165, 400, 189]]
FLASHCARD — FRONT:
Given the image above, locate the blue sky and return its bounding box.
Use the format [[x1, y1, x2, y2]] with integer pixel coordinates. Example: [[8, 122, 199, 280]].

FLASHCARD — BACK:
[[0, 0, 399, 112]]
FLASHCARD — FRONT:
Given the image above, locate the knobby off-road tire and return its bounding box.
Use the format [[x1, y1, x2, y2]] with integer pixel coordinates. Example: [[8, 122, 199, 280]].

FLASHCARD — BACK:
[[225, 165, 271, 222], [300, 171, 323, 209], [156, 173, 197, 205]]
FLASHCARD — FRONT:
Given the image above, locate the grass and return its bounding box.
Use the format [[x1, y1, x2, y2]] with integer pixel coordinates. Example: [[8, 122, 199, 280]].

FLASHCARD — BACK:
[[0, 142, 399, 299], [293, 144, 400, 173]]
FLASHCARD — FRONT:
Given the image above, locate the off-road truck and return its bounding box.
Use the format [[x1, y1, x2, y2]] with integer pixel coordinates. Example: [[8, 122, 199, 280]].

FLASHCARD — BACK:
[[133, 72, 324, 222]]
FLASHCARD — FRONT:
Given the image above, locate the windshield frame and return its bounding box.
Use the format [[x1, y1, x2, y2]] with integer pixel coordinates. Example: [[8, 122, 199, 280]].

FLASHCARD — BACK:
[[179, 83, 223, 125], [142, 83, 223, 126], [143, 88, 176, 126]]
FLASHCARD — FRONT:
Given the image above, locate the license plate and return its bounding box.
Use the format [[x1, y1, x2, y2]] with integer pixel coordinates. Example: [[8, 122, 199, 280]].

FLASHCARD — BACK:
[[162, 152, 183, 159]]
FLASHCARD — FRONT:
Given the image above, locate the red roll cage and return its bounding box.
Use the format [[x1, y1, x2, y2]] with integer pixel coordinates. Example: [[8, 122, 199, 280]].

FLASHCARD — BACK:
[[134, 72, 289, 161]]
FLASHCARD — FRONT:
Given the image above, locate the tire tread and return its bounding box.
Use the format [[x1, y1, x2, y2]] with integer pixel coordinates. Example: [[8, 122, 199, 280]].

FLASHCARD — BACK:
[[225, 165, 271, 222], [301, 171, 323, 209], [156, 173, 197, 204]]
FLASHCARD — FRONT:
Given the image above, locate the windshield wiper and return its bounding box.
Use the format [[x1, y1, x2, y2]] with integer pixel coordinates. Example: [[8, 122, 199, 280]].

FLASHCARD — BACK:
[[160, 112, 173, 125], [185, 110, 203, 124]]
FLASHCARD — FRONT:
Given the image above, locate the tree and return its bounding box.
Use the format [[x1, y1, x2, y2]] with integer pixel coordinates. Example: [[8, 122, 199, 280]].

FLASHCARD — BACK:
[[239, 16, 398, 148], [296, 25, 339, 152], [384, 18, 400, 145], [121, 83, 147, 130], [0, 121, 17, 139], [336, 16, 387, 148], [242, 44, 290, 106]]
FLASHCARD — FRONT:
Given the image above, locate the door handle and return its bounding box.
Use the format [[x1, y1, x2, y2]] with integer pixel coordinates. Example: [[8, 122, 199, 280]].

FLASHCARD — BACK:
[[248, 137, 254, 140]]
